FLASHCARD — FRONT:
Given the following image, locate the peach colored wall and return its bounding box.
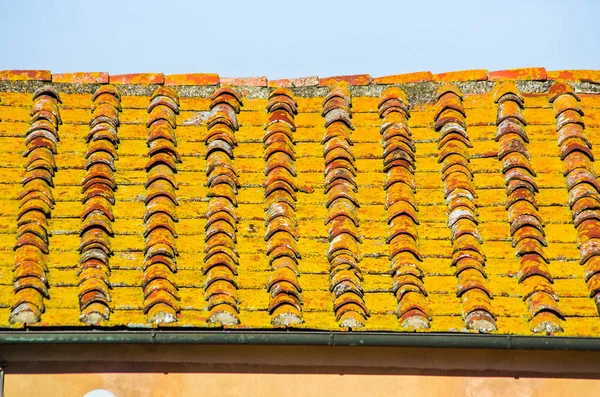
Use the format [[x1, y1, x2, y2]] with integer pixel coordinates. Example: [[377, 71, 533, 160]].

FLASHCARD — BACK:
[[6, 373, 600, 397], [3, 344, 600, 397]]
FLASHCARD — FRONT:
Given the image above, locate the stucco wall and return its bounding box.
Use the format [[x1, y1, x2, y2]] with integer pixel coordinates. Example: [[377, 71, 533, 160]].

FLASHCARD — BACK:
[[3, 344, 600, 397], [6, 373, 600, 397]]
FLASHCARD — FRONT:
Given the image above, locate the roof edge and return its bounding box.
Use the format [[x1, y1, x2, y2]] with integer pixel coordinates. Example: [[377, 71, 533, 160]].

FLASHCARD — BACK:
[[0, 330, 599, 351], [1, 69, 599, 86]]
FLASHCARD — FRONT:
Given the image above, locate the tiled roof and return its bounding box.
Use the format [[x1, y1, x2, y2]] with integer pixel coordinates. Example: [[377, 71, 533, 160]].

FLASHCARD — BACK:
[[0, 68, 600, 336]]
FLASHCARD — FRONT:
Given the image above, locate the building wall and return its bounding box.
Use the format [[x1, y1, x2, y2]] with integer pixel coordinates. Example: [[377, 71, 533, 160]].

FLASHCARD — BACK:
[[3, 344, 600, 397], [7, 373, 600, 397]]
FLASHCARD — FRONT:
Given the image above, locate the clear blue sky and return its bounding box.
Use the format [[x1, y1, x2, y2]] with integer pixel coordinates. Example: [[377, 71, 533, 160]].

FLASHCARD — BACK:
[[1, 0, 598, 79]]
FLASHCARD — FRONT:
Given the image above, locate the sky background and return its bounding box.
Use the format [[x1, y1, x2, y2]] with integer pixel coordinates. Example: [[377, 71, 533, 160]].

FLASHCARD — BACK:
[[1, 0, 598, 79]]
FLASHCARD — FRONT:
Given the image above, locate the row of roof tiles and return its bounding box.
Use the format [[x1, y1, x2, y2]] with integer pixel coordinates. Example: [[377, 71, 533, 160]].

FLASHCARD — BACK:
[[5, 80, 600, 334], [1, 69, 600, 87]]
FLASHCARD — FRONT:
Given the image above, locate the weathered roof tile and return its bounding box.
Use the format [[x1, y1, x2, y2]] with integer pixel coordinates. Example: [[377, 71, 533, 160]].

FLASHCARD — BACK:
[[52, 72, 109, 84], [110, 73, 165, 85], [221, 76, 268, 87], [433, 69, 488, 82], [0, 70, 51, 81], [319, 74, 371, 86], [489, 67, 547, 81], [0, 67, 598, 338], [373, 71, 433, 84], [164, 73, 219, 86]]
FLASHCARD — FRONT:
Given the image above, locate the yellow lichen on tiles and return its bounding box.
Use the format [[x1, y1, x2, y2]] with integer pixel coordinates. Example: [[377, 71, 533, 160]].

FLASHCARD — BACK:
[[120, 96, 153, 110], [351, 97, 380, 112], [522, 107, 557, 125], [111, 287, 145, 309], [580, 94, 600, 109], [108, 310, 152, 327], [0, 92, 32, 106], [561, 317, 600, 336], [295, 97, 323, 113], [43, 286, 80, 309], [0, 285, 13, 308], [0, 105, 29, 122], [60, 93, 92, 109], [0, 79, 597, 335]]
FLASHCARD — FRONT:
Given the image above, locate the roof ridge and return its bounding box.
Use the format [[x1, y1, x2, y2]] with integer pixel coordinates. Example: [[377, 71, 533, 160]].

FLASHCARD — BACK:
[[1, 68, 599, 86]]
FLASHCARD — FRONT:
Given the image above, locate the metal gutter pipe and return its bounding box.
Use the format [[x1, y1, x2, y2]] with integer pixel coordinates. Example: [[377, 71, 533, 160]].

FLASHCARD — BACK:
[[0, 330, 599, 351]]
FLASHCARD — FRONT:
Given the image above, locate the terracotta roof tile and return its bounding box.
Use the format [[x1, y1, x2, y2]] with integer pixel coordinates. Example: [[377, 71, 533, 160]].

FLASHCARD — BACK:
[[110, 73, 165, 85], [547, 70, 600, 83], [0, 70, 51, 81], [52, 72, 109, 84], [264, 88, 303, 326], [221, 76, 268, 87], [78, 84, 121, 325], [322, 83, 369, 328], [434, 84, 497, 333], [142, 86, 181, 324], [549, 81, 600, 317], [268, 76, 319, 87], [378, 87, 430, 330], [489, 67, 547, 81], [319, 74, 372, 86], [372, 71, 433, 84], [11, 85, 61, 324], [433, 69, 488, 82], [204, 87, 242, 326], [0, 68, 599, 338], [164, 73, 219, 86], [493, 81, 563, 334]]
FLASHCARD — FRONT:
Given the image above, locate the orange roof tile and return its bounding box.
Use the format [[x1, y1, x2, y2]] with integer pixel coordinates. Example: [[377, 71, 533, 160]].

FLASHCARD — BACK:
[[52, 72, 109, 84], [268, 76, 319, 88], [110, 73, 165, 85], [221, 76, 268, 87], [489, 67, 547, 81], [0, 70, 51, 81], [0, 69, 599, 340], [547, 70, 600, 83], [319, 74, 372, 86], [433, 69, 488, 82], [372, 71, 433, 84], [164, 73, 219, 86]]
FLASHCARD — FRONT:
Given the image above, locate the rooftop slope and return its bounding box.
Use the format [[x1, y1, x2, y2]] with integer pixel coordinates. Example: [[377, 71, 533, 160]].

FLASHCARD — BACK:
[[0, 68, 599, 336]]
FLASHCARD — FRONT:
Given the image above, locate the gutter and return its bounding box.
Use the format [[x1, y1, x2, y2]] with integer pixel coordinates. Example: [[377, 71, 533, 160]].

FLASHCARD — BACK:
[[0, 330, 599, 351]]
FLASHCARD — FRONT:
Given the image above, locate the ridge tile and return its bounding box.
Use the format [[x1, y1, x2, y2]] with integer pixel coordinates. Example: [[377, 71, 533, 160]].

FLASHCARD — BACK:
[[433, 69, 488, 82], [489, 67, 547, 81], [110, 73, 165, 85], [547, 70, 600, 83], [372, 71, 433, 84], [0, 70, 51, 81], [221, 77, 268, 87], [52, 72, 109, 84], [164, 73, 219, 86], [268, 76, 319, 87], [319, 74, 371, 86]]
